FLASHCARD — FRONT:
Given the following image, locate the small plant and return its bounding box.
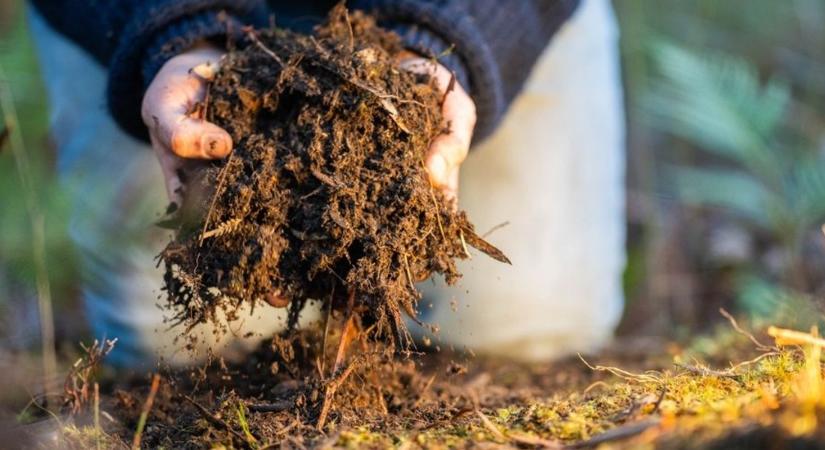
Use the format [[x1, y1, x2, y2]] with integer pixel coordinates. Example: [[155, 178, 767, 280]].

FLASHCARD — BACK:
[[644, 40, 825, 318]]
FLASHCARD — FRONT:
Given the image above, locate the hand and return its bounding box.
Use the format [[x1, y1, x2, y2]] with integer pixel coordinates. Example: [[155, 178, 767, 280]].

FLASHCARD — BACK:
[[142, 47, 289, 309], [141, 47, 232, 207], [397, 56, 477, 203]]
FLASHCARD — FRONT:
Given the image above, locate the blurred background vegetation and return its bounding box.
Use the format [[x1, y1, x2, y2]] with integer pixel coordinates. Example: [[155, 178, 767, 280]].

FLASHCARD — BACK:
[[1, 0, 824, 354]]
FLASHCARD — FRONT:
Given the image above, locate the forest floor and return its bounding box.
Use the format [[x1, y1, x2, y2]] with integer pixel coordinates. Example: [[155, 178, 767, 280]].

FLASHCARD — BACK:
[[5, 311, 825, 449]]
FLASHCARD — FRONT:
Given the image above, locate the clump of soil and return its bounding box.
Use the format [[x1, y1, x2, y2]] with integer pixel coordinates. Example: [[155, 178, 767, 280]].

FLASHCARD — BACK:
[[160, 6, 507, 345]]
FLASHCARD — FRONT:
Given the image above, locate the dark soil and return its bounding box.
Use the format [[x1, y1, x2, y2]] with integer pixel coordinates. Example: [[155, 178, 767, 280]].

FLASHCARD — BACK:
[[160, 5, 506, 348]]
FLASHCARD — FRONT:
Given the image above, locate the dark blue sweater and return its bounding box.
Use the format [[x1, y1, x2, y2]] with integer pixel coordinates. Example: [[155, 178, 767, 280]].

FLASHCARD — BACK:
[[30, 0, 580, 143]]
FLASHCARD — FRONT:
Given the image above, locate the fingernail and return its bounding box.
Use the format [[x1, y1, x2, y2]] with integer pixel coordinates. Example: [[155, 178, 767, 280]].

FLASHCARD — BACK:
[[201, 132, 228, 157], [427, 154, 448, 184]]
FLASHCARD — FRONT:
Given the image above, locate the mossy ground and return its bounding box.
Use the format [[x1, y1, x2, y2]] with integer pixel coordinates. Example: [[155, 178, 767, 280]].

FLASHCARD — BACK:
[[11, 316, 825, 449]]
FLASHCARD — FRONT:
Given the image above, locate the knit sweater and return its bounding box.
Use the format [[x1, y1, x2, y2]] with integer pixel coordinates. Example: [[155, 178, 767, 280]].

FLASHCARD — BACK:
[[29, 0, 580, 143]]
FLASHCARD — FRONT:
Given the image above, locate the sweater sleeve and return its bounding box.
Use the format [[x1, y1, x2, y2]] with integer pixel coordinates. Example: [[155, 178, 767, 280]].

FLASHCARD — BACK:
[[29, 0, 270, 141], [351, 0, 581, 142]]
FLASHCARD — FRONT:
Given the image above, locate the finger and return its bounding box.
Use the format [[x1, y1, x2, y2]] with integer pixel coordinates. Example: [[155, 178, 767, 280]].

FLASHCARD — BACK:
[[444, 168, 460, 205], [425, 133, 463, 187], [265, 292, 290, 308], [441, 81, 476, 149], [142, 53, 232, 159], [165, 116, 232, 159], [150, 132, 186, 206]]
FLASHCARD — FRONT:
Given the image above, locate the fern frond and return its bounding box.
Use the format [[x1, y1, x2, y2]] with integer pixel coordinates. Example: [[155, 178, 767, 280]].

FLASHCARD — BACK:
[[670, 166, 787, 229], [200, 218, 242, 241], [644, 41, 789, 181]]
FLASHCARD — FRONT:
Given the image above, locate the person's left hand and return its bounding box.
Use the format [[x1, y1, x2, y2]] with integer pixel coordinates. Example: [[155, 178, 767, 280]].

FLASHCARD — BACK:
[[397, 57, 476, 203]]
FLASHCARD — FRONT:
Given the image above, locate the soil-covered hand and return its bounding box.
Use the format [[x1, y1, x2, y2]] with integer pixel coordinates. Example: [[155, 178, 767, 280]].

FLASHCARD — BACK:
[[398, 57, 476, 203], [142, 47, 232, 207], [143, 47, 290, 309]]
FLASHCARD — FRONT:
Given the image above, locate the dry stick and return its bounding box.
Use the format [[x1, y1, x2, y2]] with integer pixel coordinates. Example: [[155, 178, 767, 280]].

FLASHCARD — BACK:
[[578, 354, 662, 384], [199, 153, 235, 245], [183, 395, 248, 442], [343, 8, 355, 52], [475, 410, 507, 442], [477, 405, 565, 449], [768, 326, 825, 347], [424, 162, 448, 242], [333, 313, 357, 376], [320, 286, 335, 376], [131, 374, 161, 450], [481, 221, 510, 239], [316, 360, 359, 430], [674, 362, 740, 379], [248, 400, 293, 413], [246, 28, 285, 66], [94, 382, 101, 450], [508, 432, 564, 449], [458, 231, 471, 258], [728, 351, 780, 372], [317, 305, 360, 430], [567, 419, 661, 449], [719, 308, 775, 351], [401, 252, 417, 294], [0, 66, 57, 408]]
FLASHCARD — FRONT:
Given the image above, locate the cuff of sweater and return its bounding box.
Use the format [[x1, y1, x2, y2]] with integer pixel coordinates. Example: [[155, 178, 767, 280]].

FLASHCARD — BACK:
[[141, 11, 243, 92], [107, 1, 268, 142], [389, 24, 470, 91]]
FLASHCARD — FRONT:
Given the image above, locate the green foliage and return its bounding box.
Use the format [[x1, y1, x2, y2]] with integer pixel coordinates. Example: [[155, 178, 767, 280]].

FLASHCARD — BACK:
[[643, 39, 825, 315], [0, 4, 77, 305]]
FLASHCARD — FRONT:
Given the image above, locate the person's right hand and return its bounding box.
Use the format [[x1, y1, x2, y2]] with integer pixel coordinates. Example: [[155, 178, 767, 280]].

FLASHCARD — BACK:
[[142, 47, 290, 309], [141, 47, 232, 208]]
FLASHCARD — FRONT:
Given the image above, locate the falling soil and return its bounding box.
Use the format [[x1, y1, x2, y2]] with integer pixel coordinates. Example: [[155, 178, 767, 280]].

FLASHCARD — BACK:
[[160, 5, 507, 348]]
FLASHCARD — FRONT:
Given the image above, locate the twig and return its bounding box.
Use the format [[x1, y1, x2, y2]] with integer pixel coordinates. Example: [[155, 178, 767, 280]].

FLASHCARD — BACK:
[[508, 432, 564, 449], [728, 351, 780, 372], [442, 71, 456, 105], [412, 374, 437, 409], [476, 409, 564, 448], [481, 221, 510, 239], [567, 419, 660, 448], [245, 28, 284, 66], [248, 400, 293, 413], [343, 9, 354, 52], [316, 359, 359, 430], [423, 161, 447, 242], [475, 410, 506, 441], [0, 65, 57, 409], [459, 231, 471, 258], [131, 374, 161, 450], [94, 382, 101, 450], [674, 362, 740, 379], [183, 395, 247, 442], [321, 286, 335, 376], [578, 354, 662, 384], [334, 312, 357, 374], [199, 153, 235, 245], [719, 308, 775, 351], [401, 253, 417, 295], [768, 326, 825, 348]]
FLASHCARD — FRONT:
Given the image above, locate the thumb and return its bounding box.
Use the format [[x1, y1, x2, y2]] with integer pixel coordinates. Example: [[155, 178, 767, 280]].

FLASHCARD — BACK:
[[142, 49, 232, 160]]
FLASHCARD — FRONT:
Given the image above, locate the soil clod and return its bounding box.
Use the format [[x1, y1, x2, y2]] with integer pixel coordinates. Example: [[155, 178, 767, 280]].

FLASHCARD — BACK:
[[160, 5, 506, 350]]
